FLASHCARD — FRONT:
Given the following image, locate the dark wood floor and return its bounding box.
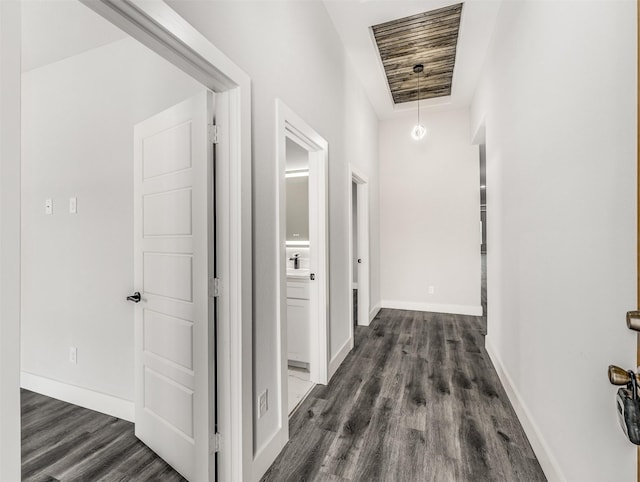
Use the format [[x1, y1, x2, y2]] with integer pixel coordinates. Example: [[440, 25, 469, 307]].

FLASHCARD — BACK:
[[262, 307, 546, 481], [23, 254, 531, 482], [21, 389, 185, 481]]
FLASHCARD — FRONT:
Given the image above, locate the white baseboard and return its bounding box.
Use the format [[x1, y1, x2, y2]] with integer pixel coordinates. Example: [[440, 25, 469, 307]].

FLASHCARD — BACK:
[[381, 300, 482, 316], [20, 371, 134, 422], [252, 428, 286, 482], [369, 303, 381, 323], [252, 336, 354, 481], [329, 336, 352, 380], [484, 338, 566, 482]]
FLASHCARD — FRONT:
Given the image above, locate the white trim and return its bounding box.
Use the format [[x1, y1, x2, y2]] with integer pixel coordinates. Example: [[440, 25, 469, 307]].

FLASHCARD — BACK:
[[21, 372, 135, 423], [273, 99, 330, 479], [485, 337, 566, 482], [0, 4, 23, 478], [329, 337, 353, 379], [252, 429, 287, 482], [348, 165, 371, 332], [15, 2, 253, 481], [381, 300, 483, 316], [369, 303, 381, 323]]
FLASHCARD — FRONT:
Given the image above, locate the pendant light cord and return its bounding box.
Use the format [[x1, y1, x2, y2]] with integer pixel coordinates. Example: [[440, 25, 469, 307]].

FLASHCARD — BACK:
[[417, 70, 421, 125]]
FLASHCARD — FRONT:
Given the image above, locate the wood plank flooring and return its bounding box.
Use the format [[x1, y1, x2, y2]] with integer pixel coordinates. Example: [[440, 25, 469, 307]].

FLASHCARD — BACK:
[[262, 306, 546, 482], [21, 389, 185, 482]]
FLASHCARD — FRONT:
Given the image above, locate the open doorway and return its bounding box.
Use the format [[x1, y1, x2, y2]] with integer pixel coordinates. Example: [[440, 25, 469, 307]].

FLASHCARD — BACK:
[[479, 143, 487, 323], [284, 138, 314, 414], [349, 165, 370, 333], [352, 181, 359, 327], [14, 2, 252, 481], [276, 100, 329, 444]]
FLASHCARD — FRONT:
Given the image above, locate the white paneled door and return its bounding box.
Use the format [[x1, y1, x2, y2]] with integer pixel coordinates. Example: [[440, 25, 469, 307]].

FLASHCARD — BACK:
[[132, 91, 215, 482]]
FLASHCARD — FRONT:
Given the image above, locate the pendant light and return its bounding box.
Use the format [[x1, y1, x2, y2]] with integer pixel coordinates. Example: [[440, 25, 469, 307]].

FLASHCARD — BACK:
[[411, 64, 426, 140]]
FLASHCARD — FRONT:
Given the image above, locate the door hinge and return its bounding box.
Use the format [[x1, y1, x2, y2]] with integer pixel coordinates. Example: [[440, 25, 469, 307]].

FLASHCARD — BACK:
[[208, 124, 219, 144], [209, 278, 222, 298], [210, 432, 221, 454]]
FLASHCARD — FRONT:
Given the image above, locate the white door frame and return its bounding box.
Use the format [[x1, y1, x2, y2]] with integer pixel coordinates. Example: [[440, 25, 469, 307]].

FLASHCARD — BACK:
[[0, 2, 22, 480], [271, 98, 329, 462], [349, 165, 371, 332], [1, 2, 253, 481]]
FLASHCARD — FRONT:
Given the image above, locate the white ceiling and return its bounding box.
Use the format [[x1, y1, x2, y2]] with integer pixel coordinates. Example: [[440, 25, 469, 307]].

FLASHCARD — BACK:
[[21, 0, 127, 73], [323, 0, 502, 120], [22, 0, 500, 119]]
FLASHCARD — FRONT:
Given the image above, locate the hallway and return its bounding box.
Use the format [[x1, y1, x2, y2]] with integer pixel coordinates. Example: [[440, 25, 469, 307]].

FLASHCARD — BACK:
[[262, 308, 546, 481]]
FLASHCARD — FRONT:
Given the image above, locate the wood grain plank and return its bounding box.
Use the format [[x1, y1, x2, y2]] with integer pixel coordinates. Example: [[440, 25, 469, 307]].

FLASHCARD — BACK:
[[21, 390, 186, 481], [262, 305, 547, 481], [371, 4, 462, 103]]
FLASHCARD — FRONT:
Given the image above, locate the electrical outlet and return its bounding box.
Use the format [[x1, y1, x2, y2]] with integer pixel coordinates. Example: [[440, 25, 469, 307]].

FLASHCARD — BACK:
[[69, 197, 77, 214], [428, 286, 435, 295], [69, 346, 77, 364], [258, 389, 268, 418], [45, 198, 53, 215]]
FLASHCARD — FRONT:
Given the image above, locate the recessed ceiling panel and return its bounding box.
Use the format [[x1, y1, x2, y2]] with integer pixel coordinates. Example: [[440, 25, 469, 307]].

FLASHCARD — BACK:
[[371, 3, 463, 104]]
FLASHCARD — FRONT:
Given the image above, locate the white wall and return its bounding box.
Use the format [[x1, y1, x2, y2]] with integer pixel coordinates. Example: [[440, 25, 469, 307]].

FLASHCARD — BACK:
[[165, 2, 380, 478], [471, 2, 636, 481], [380, 109, 481, 316], [0, 1, 22, 480], [21, 38, 202, 404]]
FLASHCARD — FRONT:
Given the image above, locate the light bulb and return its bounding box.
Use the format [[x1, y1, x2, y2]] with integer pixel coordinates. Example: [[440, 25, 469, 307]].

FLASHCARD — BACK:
[[411, 124, 426, 140]]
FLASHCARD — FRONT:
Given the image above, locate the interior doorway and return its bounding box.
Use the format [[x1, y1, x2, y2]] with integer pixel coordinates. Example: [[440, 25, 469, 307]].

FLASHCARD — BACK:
[[283, 137, 314, 414], [7, 2, 253, 481], [479, 143, 487, 320], [21, 5, 216, 478], [349, 165, 370, 334], [275, 100, 329, 447]]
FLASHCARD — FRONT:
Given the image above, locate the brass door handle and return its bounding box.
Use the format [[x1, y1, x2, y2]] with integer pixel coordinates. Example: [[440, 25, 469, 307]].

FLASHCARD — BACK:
[[627, 311, 640, 332], [608, 365, 640, 386]]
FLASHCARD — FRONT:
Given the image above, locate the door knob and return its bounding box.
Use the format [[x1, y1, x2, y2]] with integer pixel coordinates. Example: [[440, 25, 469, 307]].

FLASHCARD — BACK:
[[627, 311, 640, 332], [126, 292, 141, 303], [609, 365, 640, 386], [357, 259, 362, 263]]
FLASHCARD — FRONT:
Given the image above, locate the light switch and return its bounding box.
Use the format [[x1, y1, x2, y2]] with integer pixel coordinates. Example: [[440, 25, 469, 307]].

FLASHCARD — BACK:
[[69, 197, 77, 214], [45, 199, 53, 215]]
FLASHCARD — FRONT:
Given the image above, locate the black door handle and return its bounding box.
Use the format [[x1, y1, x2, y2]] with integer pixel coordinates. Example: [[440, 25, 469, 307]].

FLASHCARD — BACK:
[[127, 292, 141, 303], [357, 259, 362, 263]]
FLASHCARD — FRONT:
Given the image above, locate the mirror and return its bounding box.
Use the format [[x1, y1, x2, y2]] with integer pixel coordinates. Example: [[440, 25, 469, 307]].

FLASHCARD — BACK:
[[286, 174, 309, 242], [286, 137, 310, 244]]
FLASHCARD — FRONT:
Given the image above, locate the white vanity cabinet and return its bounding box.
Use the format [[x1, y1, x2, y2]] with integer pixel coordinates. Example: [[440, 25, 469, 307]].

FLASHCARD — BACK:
[[286, 276, 310, 364]]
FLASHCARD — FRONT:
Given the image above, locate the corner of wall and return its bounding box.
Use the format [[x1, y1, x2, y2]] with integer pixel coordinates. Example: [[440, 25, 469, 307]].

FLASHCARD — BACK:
[[20, 372, 134, 422], [329, 336, 352, 379], [251, 428, 287, 482], [484, 337, 566, 482]]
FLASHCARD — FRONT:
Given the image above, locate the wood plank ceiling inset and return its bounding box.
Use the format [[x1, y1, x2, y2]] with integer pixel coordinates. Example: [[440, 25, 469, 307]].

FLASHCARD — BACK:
[[371, 3, 463, 104]]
